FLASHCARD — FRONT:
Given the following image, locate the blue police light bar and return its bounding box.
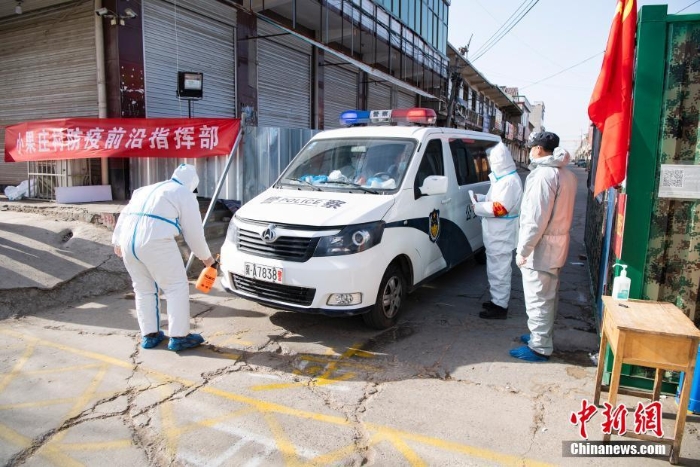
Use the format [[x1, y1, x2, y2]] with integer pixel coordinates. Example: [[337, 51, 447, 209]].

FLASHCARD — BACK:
[[339, 110, 371, 126], [340, 108, 437, 127]]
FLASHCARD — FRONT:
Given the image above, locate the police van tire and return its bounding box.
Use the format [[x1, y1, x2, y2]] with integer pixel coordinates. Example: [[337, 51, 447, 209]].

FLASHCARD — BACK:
[[474, 249, 487, 265], [363, 265, 405, 329]]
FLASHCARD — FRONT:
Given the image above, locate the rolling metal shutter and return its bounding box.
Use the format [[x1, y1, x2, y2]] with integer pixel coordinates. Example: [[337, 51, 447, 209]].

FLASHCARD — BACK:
[[323, 59, 358, 130], [367, 82, 391, 110], [257, 22, 311, 129], [142, 0, 236, 118], [397, 90, 416, 108], [0, 1, 97, 186]]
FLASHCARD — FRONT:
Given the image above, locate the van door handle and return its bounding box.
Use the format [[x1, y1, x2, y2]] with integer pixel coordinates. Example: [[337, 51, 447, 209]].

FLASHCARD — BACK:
[[441, 198, 452, 204]]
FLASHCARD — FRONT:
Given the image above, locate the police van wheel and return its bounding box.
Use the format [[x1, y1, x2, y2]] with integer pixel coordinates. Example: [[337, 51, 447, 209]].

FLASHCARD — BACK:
[[363, 265, 405, 329], [474, 249, 487, 265]]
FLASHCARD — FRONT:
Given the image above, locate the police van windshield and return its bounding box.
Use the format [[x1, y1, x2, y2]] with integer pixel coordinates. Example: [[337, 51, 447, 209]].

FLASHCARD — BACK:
[[279, 138, 417, 192]]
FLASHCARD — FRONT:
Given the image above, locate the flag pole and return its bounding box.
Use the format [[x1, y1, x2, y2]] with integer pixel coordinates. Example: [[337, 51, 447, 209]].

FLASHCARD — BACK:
[[185, 124, 244, 273]]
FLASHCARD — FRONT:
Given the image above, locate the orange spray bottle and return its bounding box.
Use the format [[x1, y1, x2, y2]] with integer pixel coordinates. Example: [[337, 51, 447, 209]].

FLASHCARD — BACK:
[[195, 254, 219, 293]]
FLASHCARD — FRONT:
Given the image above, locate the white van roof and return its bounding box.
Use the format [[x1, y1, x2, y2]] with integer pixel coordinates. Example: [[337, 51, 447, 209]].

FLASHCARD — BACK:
[[312, 125, 503, 143]]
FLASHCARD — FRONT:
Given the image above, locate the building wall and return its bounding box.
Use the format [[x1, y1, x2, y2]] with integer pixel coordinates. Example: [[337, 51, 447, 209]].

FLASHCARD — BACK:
[[0, 1, 98, 187]]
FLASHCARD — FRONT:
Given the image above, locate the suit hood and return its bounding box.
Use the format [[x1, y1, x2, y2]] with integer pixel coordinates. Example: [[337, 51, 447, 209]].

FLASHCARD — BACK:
[[172, 163, 199, 192], [529, 147, 571, 170], [487, 142, 516, 177]]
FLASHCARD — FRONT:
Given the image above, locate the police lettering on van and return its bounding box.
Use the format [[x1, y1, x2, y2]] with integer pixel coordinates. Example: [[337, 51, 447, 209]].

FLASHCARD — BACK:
[[220, 108, 500, 329]]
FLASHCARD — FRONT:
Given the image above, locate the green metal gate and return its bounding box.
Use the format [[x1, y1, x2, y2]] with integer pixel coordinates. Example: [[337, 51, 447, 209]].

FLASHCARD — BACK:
[[625, 5, 700, 327], [600, 4, 700, 393]]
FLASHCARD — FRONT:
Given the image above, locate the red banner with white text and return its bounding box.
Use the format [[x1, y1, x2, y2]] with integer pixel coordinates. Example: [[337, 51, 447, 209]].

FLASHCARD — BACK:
[[4, 118, 241, 162]]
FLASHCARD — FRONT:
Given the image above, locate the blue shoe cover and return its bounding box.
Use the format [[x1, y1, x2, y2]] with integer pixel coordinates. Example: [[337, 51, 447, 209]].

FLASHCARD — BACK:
[[142, 331, 165, 349], [520, 334, 530, 344], [509, 345, 549, 362], [168, 333, 205, 351]]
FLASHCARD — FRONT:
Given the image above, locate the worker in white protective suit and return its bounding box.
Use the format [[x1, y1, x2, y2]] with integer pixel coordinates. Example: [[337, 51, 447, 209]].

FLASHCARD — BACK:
[[473, 143, 523, 320], [112, 164, 215, 351], [510, 131, 577, 362]]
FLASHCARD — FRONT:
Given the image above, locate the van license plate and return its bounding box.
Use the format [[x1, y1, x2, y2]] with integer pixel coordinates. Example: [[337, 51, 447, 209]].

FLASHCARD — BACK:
[[244, 262, 284, 283]]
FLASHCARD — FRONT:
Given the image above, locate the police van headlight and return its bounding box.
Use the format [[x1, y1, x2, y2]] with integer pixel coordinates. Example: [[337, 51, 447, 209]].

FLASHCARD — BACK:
[[314, 221, 385, 256], [225, 219, 239, 243]]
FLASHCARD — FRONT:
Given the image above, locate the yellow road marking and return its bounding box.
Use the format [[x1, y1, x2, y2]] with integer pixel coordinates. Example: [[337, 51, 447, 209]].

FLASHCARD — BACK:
[[0, 396, 89, 411], [263, 411, 300, 466], [166, 406, 257, 436], [252, 371, 355, 391], [60, 439, 133, 451], [160, 384, 179, 460], [12, 363, 104, 376], [206, 330, 254, 347], [0, 422, 31, 450], [292, 354, 381, 370], [301, 442, 358, 466], [385, 431, 428, 467], [49, 364, 109, 445], [253, 342, 368, 391], [0, 340, 36, 393], [0, 329, 555, 467]]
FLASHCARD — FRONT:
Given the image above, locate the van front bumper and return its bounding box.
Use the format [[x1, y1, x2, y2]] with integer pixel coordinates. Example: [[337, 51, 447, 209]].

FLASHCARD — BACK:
[[219, 243, 385, 316]]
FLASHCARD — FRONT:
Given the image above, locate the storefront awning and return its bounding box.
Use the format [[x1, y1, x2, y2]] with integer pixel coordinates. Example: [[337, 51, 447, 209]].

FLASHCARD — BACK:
[[447, 45, 522, 121]]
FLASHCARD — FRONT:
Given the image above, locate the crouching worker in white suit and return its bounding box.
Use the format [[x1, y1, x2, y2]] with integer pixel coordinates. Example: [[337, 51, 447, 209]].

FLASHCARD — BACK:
[[112, 164, 215, 351], [472, 143, 523, 320]]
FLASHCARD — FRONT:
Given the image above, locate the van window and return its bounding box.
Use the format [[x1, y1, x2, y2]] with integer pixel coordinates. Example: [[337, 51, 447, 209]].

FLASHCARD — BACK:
[[449, 139, 477, 185], [449, 138, 496, 184], [414, 139, 444, 197], [473, 152, 491, 182], [280, 138, 416, 192]]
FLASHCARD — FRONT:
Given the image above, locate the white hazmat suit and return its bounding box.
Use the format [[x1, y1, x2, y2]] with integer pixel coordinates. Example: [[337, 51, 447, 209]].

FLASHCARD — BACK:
[[112, 164, 213, 338], [473, 143, 523, 311], [517, 147, 577, 357]]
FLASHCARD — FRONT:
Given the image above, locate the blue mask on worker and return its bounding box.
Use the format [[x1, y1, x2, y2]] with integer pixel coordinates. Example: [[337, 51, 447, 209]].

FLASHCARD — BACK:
[[398, 161, 407, 173]]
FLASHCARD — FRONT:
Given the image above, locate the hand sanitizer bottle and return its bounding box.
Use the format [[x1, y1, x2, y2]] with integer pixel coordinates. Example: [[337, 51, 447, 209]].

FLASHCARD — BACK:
[[612, 263, 631, 301]]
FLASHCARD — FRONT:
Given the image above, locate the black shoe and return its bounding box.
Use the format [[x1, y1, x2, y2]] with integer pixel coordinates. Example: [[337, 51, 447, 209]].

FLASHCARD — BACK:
[[479, 304, 508, 320], [482, 301, 507, 311]]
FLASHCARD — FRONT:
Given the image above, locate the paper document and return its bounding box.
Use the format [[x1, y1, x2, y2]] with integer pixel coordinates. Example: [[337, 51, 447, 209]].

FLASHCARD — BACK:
[[468, 190, 477, 204]]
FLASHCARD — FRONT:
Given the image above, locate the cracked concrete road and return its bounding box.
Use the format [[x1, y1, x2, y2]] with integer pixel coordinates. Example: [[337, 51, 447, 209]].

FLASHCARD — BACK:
[[1, 168, 699, 466], [2, 277, 698, 466]]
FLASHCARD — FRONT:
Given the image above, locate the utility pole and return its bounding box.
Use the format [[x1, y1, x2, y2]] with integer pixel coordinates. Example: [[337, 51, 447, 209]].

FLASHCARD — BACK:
[[445, 69, 462, 128], [445, 44, 469, 128]]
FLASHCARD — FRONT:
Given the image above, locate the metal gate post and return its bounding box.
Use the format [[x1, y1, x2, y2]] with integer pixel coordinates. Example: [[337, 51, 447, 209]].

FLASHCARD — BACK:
[[184, 125, 244, 272]]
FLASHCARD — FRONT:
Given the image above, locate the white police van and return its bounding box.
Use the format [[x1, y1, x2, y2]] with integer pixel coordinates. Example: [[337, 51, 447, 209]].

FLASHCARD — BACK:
[[220, 108, 500, 328]]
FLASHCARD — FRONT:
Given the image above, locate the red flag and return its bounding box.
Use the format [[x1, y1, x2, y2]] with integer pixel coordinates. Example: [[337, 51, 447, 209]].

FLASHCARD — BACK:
[[588, 0, 637, 196], [4, 118, 241, 162]]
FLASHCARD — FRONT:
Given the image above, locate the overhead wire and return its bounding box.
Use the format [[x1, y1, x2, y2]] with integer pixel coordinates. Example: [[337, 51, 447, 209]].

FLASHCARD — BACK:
[[474, 0, 534, 59], [675, 0, 700, 13], [519, 51, 604, 90], [471, 0, 540, 62], [475, 0, 568, 68], [470, 0, 532, 57]]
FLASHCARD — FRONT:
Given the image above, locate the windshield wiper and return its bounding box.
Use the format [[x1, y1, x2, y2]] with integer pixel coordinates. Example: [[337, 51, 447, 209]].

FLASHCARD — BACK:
[[319, 180, 380, 194], [282, 178, 322, 191]]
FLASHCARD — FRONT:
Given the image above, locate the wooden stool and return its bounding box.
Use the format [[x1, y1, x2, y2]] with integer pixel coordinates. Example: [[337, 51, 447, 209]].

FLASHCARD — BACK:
[[593, 296, 700, 464]]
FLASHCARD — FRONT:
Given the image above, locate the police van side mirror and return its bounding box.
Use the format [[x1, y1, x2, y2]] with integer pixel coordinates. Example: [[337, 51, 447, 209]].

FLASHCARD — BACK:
[[419, 176, 448, 196]]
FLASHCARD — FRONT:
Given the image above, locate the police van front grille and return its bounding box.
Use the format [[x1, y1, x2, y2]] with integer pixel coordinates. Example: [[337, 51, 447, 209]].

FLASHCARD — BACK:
[[232, 274, 315, 306], [238, 228, 319, 262]]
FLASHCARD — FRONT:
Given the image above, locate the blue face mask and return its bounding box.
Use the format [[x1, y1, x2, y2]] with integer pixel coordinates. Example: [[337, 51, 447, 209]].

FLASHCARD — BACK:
[[398, 161, 407, 172]]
